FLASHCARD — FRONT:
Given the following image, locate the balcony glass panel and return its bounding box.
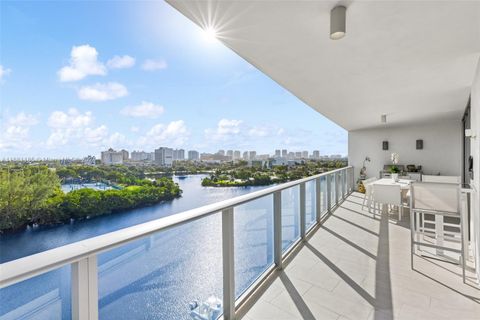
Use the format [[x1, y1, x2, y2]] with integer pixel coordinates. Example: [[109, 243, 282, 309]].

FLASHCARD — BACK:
[[330, 174, 336, 208], [281, 186, 300, 251], [234, 195, 274, 298], [305, 180, 316, 230], [98, 214, 222, 320], [0, 266, 71, 320], [321, 176, 328, 216]]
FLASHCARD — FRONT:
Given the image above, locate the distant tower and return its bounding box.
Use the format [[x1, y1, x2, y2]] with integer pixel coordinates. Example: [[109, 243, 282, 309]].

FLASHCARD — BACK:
[[154, 147, 173, 166]]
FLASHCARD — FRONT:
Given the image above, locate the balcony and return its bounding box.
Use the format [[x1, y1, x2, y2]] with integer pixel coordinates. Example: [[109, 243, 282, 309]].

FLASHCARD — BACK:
[[2, 1, 480, 319], [242, 192, 480, 320], [0, 167, 354, 320], [1, 166, 478, 320]]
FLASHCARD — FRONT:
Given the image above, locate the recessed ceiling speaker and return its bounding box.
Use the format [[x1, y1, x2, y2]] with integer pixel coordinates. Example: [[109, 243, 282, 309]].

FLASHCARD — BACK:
[[330, 6, 346, 40], [416, 139, 423, 150]]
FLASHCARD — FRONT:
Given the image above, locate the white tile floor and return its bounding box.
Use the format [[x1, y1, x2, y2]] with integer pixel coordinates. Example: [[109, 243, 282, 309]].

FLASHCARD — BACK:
[[242, 192, 480, 320]]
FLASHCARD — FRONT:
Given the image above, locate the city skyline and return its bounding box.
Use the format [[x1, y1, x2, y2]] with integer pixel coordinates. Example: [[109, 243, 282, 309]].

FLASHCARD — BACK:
[[0, 146, 345, 162], [0, 1, 347, 158], [103, 146, 342, 166]]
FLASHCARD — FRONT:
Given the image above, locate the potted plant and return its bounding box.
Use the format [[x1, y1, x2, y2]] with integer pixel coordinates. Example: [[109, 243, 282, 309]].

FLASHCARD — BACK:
[[390, 153, 400, 182]]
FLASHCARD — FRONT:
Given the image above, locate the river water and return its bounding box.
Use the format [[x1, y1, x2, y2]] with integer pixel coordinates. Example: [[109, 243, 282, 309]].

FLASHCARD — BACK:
[[0, 175, 319, 320]]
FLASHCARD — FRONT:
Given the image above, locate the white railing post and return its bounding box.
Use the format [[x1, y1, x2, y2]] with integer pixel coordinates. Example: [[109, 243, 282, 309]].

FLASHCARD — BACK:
[[222, 207, 235, 320], [273, 191, 283, 269], [327, 174, 332, 213], [315, 178, 322, 223], [300, 182, 306, 239], [71, 256, 98, 320], [342, 170, 346, 199]]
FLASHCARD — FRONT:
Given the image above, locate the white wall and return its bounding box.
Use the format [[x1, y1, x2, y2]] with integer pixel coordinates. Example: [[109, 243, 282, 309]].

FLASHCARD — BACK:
[[348, 120, 462, 181], [470, 58, 480, 282]]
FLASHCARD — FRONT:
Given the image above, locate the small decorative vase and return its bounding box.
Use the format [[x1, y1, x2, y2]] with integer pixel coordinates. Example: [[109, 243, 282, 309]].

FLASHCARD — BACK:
[[391, 173, 399, 182]]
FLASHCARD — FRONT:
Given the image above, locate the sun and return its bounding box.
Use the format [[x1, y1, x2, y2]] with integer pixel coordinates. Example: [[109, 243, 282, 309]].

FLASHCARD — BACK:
[[202, 26, 218, 43]]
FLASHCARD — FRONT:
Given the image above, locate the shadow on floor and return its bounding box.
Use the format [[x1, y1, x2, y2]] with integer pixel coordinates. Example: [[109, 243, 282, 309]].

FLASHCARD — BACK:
[[331, 214, 379, 237], [305, 210, 394, 320], [322, 226, 377, 260], [374, 211, 394, 320], [279, 272, 316, 320]]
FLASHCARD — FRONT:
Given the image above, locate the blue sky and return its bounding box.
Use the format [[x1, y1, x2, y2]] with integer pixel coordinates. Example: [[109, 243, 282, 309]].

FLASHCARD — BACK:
[[0, 1, 347, 159]]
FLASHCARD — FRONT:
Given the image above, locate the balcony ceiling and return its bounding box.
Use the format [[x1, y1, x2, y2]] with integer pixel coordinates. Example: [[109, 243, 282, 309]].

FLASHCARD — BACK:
[[167, 0, 480, 131]]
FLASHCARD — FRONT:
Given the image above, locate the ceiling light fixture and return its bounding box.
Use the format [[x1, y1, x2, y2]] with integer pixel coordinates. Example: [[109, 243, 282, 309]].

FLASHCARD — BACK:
[[330, 6, 346, 40]]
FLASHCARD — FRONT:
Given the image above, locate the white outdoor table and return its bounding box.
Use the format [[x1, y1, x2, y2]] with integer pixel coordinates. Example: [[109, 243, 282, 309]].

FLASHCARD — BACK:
[[372, 178, 413, 190]]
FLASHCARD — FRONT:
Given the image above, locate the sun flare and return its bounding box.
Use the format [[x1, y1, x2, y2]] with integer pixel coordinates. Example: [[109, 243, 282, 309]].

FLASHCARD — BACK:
[[202, 26, 218, 43]]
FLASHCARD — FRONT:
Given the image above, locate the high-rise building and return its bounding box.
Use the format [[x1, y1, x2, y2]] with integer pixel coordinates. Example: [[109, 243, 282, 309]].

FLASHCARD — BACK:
[[233, 150, 241, 160], [295, 152, 302, 159], [101, 148, 124, 165], [155, 147, 173, 166], [131, 151, 150, 161], [302, 151, 308, 159], [243, 151, 249, 160], [249, 151, 256, 160], [120, 149, 129, 161], [274, 149, 281, 157], [288, 152, 294, 160], [312, 150, 320, 159], [217, 150, 225, 156], [173, 149, 185, 161], [282, 149, 287, 157], [226, 150, 233, 160], [83, 155, 96, 166], [188, 150, 199, 161]]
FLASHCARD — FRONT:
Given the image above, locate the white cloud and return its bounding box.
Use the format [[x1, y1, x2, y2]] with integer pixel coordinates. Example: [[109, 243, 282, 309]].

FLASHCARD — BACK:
[[0, 65, 12, 82], [84, 125, 109, 145], [46, 108, 95, 148], [45, 129, 70, 148], [130, 126, 140, 133], [202, 119, 288, 150], [58, 45, 106, 82], [105, 132, 127, 147], [141, 59, 167, 71], [45, 108, 132, 149], [8, 112, 39, 126], [107, 55, 135, 69], [138, 120, 189, 147], [47, 108, 93, 129], [121, 101, 165, 118], [205, 119, 243, 142], [248, 126, 269, 137], [0, 112, 38, 150], [77, 82, 128, 101]]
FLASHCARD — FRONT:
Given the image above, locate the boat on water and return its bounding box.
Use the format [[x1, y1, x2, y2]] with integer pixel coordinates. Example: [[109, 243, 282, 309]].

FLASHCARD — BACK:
[[189, 296, 222, 320]]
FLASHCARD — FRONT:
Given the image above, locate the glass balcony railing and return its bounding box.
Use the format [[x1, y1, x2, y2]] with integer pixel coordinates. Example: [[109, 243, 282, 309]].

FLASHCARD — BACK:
[[0, 166, 354, 320]]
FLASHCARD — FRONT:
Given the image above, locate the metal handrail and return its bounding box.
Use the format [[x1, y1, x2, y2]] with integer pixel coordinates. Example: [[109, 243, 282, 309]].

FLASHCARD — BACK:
[[0, 166, 352, 288]]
